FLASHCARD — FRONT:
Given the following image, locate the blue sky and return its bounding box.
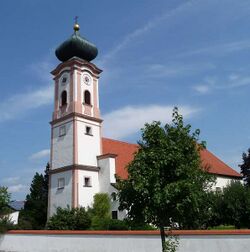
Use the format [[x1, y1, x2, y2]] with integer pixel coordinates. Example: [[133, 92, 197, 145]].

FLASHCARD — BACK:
[[1, 0, 250, 200]]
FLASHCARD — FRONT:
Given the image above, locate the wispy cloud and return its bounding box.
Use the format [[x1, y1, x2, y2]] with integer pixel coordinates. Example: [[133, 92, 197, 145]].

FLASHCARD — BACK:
[[98, 0, 197, 65], [147, 63, 215, 78], [193, 74, 250, 94], [1, 177, 20, 185], [29, 149, 50, 160], [8, 184, 28, 193], [178, 39, 250, 58], [103, 104, 200, 139], [0, 85, 53, 122], [193, 85, 211, 94]]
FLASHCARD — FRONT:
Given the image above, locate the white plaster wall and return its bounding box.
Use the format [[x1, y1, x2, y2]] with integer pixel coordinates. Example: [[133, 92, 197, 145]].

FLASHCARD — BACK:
[[8, 211, 19, 225], [95, 78, 99, 108], [212, 176, 241, 190], [77, 118, 101, 167], [98, 157, 127, 220], [49, 170, 72, 217], [2, 233, 250, 252], [98, 158, 116, 193], [52, 121, 73, 169], [78, 170, 99, 208]]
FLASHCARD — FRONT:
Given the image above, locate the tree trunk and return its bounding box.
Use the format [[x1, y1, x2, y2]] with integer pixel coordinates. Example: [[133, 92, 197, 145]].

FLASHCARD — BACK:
[[160, 225, 166, 252]]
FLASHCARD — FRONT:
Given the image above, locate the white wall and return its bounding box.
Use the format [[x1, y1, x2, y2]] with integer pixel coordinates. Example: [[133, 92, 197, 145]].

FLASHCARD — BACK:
[[78, 170, 100, 208], [49, 170, 72, 217], [212, 176, 241, 191], [8, 211, 19, 225], [52, 120, 73, 169], [77, 117, 101, 167], [2, 232, 250, 252], [98, 157, 127, 220]]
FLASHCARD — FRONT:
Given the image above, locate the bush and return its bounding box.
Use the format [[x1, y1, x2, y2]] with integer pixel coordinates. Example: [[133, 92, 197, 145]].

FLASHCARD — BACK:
[[108, 219, 129, 230], [0, 217, 14, 233], [208, 225, 235, 230], [125, 219, 155, 230], [47, 207, 91, 230], [91, 216, 110, 230], [222, 181, 248, 228]]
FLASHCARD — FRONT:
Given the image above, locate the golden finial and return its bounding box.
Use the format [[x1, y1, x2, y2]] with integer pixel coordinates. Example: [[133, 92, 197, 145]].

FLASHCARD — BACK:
[[73, 16, 80, 32]]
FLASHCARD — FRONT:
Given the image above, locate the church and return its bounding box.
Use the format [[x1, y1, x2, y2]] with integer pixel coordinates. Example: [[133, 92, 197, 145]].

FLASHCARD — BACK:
[[48, 22, 242, 218]]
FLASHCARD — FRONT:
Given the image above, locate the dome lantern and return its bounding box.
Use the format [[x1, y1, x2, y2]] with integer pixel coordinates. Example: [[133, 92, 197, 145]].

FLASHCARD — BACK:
[[55, 19, 98, 62]]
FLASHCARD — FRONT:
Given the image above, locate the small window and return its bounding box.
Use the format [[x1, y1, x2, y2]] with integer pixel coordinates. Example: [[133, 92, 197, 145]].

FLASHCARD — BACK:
[[85, 126, 92, 136], [84, 90, 91, 105], [62, 77, 67, 83], [84, 177, 91, 187], [112, 211, 118, 220], [59, 125, 66, 137], [111, 192, 117, 201], [58, 178, 65, 189], [61, 90, 67, 106]]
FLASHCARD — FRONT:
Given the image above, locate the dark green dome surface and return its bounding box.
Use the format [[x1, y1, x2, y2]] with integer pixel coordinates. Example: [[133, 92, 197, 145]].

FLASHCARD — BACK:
[[55, 30, 98, 62]]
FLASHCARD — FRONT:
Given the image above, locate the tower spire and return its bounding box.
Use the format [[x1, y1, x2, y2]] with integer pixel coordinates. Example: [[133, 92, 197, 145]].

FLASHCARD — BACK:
[[74, 16, 80, 32]]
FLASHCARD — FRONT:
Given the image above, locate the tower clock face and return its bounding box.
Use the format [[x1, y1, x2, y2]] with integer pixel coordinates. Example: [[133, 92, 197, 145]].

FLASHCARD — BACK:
[[83, 74, 92, 85]]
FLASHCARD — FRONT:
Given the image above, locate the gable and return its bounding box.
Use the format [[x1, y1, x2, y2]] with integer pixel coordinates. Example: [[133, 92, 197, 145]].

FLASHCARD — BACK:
[[102, 137, 241, 179]]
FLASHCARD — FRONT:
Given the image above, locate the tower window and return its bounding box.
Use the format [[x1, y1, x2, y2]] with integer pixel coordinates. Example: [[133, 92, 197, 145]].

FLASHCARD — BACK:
[[84, 177, 91, 187], [62, 77, 67, 83], [61, 90, 67, 106], [59, 125, 66, 137], [85, 126, 92, 136], [58, 178, 65, 189], [84, 90, 91, 105]]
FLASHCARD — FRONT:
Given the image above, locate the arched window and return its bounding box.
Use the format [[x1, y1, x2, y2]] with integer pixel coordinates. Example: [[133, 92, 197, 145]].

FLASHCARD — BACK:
[[61, 90, 67, 106], [84, 90, 91, 105]]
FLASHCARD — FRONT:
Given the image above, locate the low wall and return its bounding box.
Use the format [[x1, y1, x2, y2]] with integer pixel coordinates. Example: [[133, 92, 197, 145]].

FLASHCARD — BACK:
[[1, 230, 250, 252]]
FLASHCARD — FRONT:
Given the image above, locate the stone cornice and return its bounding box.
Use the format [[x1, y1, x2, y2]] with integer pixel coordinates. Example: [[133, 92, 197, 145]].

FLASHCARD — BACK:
[[50, 112, 103, 125], [97, 153, 118, 160], [51, 57, 102, 77], [49, 164, 100, 174]]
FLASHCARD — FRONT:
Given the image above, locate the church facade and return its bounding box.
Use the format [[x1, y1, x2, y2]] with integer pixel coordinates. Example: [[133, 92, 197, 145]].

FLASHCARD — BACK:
[[48, 22, 242, 218]]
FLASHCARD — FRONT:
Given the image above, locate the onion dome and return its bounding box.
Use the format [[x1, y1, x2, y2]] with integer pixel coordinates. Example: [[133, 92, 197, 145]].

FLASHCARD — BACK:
[[55, 22, 98, 62]]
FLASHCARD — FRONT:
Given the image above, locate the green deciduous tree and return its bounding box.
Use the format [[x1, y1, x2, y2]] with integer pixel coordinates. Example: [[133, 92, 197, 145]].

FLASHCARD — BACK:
[[19, 163, 49, 229], [117, 107, 214, 252], [239, 148, 250, 186], [0, 186, 13, 233], [90, 193, 111, 230], [0, 187, 10, 215], [222, 181, 250, 228]]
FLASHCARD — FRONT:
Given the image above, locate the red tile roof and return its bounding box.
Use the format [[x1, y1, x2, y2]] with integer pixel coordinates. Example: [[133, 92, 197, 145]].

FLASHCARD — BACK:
[[102, 138, 241, 179]]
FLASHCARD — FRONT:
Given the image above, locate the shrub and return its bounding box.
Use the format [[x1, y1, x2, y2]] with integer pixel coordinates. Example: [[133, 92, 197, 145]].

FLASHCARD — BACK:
[[91, 216, 110, 230], [0, 217, 14, 233], [47, 207, 91, 230], [108, 219, 129, 230]]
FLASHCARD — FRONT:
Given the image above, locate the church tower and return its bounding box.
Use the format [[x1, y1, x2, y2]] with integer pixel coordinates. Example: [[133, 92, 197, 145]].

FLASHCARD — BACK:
[[48, 22, 103, 216]]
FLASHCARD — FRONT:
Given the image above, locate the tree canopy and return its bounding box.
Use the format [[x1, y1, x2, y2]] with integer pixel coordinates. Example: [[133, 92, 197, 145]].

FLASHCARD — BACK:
[[117, 107, 214, 251], [0, 186, 12, 233], [0, 186, 10, 215], [19, 163, 49, 229], [239, 148, 250, 186]]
